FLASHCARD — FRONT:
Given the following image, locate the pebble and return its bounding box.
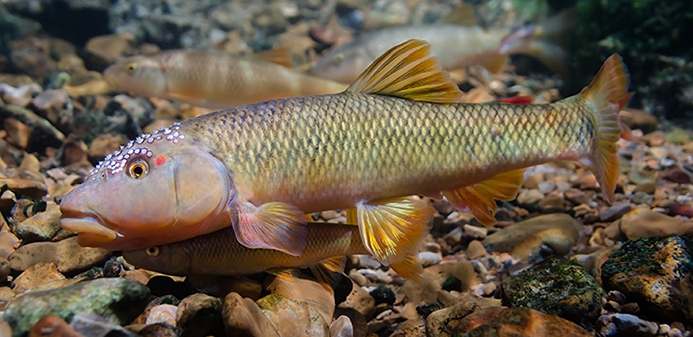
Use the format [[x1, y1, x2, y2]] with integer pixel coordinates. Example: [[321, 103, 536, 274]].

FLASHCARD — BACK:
[[602, 235, 693, 322], [516, 188, 544, 205], [599, 202, 633, 222], [83, 33, 136, 71], [418, 251, 441, 267], [340, 280, 376, 319], [14, 208, 62, 243], [8, 236, 112, 273], [595, 313, 660, 337], [465, 240, 488, 260], [463, 224, 487, 239], [619, 208, 693, 239], [0, 83, 42, 107], [4, 278, 150, 336], [454, 307, 592, 336], [483, 213, 580, 261]]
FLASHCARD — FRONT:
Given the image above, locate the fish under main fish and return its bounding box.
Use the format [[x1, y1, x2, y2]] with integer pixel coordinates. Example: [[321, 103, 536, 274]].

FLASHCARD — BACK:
[[309, 6, 575, 83], [60, 39, 630, 281], [104, 49, 348, 110], [122, 222, 369, 277]]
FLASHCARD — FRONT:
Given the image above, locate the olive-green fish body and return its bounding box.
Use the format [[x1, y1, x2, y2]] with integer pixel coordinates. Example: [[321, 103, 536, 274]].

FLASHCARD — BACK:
[[123, 223, 367, 276]]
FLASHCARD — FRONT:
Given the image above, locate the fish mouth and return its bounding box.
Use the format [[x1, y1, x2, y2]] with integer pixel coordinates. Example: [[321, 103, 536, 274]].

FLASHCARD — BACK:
[[59, 211, 118, 246]]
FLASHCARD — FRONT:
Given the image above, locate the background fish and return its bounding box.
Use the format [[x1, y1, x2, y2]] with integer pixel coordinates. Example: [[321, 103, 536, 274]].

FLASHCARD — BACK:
[[309, 7, 575, 83], [60, 39, 629, 281], [122, 222, 369, 277], [104, 49, 348, 110]]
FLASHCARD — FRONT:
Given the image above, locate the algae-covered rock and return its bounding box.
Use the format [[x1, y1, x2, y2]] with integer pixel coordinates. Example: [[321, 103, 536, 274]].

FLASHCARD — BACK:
[[601, 235, 693, 323], [3, 277, 150, 337], [501, 258, 604, 329]]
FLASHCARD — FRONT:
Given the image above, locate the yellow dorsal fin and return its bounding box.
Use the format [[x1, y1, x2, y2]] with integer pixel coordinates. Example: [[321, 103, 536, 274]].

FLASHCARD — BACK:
[[251, 47, 293, 68], [443, 168, 525, 227], [439, 3, 478, 26], [346, 39, 463, 103]]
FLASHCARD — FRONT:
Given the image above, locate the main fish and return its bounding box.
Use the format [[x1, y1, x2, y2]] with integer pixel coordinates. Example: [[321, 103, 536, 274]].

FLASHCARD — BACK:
[[309, 6, 575, 83], [122, 222, 371, 277], [104, 49, 348, 109], [60, 39, 630, 280]]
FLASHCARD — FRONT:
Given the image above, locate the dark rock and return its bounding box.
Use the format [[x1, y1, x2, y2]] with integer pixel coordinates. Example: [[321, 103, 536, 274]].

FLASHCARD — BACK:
[[3, 278, 150, 336], [454, 307, 592, 336], [501, 258, 604, 329], [441, 276, 463, 292], [599, 203, 632, 222], [139, 322, 181, 337], [595, 313, 660, 337], [369, 284, 395, 306], [416, 303, 441, 318], [176, 293, 223, 337], [602, 235, 693, 323]]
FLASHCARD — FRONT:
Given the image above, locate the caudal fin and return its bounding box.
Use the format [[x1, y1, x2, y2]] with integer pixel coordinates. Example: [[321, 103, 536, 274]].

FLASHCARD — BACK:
[[579, 54, 631, 203]]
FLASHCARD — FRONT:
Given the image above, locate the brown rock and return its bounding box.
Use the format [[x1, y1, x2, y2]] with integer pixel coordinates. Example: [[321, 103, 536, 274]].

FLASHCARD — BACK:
[[669, 203, 693, 218], [619, 109, 658, 134], [4, 118, 33, 149], [146, 304, 178, 326], [31, 89, 70, 127], [222, 292, 280, 337], [10, 37, 57, 79], [61, 139, 88, 166], [29, 314, 85, 337], [84, 33, 136, 71], [483, 213, 580, 261], [257, 293, 330, 337], [620, 208, 693, 239], [426, 294, 500, 337], [87, 133, 128, 161], [663, 167, 691, 184], [266, 274, 334, 324], [15, 208, 63, 243], [13, 262, 65, 294], [8, 236, 111, 273], [564, 188, 589, 205], [599, 203, 632, 222], [176, 293, 223, 337], [454, 307, 591, 336], [340, 280, 376, 319], [466, 240, 488, 260]]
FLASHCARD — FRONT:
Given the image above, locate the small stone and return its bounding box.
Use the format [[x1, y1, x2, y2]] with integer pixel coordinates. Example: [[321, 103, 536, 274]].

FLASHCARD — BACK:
[[71, 313, 138, 337], [146, 304, 178, 326], [455, 307, 591, 336], [176, 293, 223, 337], [595, 313, 659, 337], [0, 83, 42, 107], [643, 130, 665, 147], [564, 188, 589, 205], [620, 109, 658, 134], [29, 315, 84, 337], [501, 258, 604, 329], [633, 181, 656, 194], [4, 278, 150, 337], [669, 203, 693, 218], [602, 235, 693, 322], [483, 213, 580, 261], [4, 118, 33, 149], [517, 189, 544, 205], [330, 315, 354, 337], [10, 37, 57, 79], [348, 269, 367, 286], [523, 173, 544, 189], [418, 251, 440, 267], [599, 203, 632, 222], [631, 191, 654, 205], [8, 236, 111, 273], [15, 208, 62, 243], [619, 208, 693, 239], [320, 210, 339, 220], [538, 193, 566, 212], [466, 240, 488, 260], [463, 224, 487, 239], [12, 262, 65, 294], [340, 280, 375, 319], [87, 133, 128, 161], [84, 33, 136, 71], [663, 167, 691, 184], [369, 285, 396, 306]]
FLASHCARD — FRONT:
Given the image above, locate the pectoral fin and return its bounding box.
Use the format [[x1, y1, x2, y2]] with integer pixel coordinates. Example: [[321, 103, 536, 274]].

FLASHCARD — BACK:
[[309, 256, 347, 290], [356, 196, 433, 280], [443, 169, 524, 227], [231, 201, 308, 256]]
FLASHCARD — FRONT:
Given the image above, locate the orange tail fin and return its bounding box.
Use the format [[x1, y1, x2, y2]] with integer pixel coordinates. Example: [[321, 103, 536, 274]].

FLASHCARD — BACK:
[[579, 54, 631, 203]]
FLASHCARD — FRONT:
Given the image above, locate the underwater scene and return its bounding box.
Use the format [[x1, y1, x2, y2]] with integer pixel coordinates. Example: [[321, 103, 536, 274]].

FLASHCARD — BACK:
[[0, 0, 692, 335]]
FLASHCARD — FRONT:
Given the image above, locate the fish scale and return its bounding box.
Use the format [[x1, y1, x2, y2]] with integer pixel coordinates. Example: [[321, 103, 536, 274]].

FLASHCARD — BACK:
[[181, 93, 595, 212]]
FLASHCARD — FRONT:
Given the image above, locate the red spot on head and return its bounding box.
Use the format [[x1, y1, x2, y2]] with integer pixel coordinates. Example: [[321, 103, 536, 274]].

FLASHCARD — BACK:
[[156, 156, 166, 166]]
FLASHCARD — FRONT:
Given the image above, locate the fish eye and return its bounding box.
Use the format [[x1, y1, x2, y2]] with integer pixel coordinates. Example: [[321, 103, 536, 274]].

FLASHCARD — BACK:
[[127, 159, 149, 179], [126, 63, 138, 74], [331, 54, 343, 66], [146, 246, 160, 257]]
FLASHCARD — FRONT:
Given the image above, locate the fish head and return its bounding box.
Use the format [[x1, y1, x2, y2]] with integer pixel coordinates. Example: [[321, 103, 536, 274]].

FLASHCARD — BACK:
[[498, 25, 537, 54], [60, 124, 234, 250], [122, 244, 192, 276], [104, 56, 166, 96], [309, 41, 374, 84]]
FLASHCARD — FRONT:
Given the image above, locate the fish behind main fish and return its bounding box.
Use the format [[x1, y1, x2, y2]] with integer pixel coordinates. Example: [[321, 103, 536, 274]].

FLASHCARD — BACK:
[[60, 39, 630, 282], [104, 49, 348, 110], [309, 7, 575, 83], [122, 222, 373, 277]]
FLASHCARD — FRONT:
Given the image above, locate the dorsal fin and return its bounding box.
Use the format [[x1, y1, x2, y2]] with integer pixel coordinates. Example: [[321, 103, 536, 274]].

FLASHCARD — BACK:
[[251, 47, 293, 68], [439, 3, 478, 26], [346, 39, 463, 103]]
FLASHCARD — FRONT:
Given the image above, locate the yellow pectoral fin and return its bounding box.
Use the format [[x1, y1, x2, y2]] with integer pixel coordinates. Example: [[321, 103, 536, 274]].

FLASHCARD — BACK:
[[346, 39, 463, 103], [231, 201, 308, 256], [346, 208, 358, 225], [389, 254, 424, 283], [443, 169, 524, 227], [356, 196, 434, 271]]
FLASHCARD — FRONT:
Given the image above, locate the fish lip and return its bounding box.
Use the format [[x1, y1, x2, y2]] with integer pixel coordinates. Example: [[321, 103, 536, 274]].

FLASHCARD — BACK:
[[59, 210, 118, 242]]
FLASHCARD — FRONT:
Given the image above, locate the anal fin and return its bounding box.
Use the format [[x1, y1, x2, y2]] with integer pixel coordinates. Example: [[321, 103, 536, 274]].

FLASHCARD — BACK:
[[443, 169, 524, 227], [231, 201, 308, 256], [356, 196, 434, 280]]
